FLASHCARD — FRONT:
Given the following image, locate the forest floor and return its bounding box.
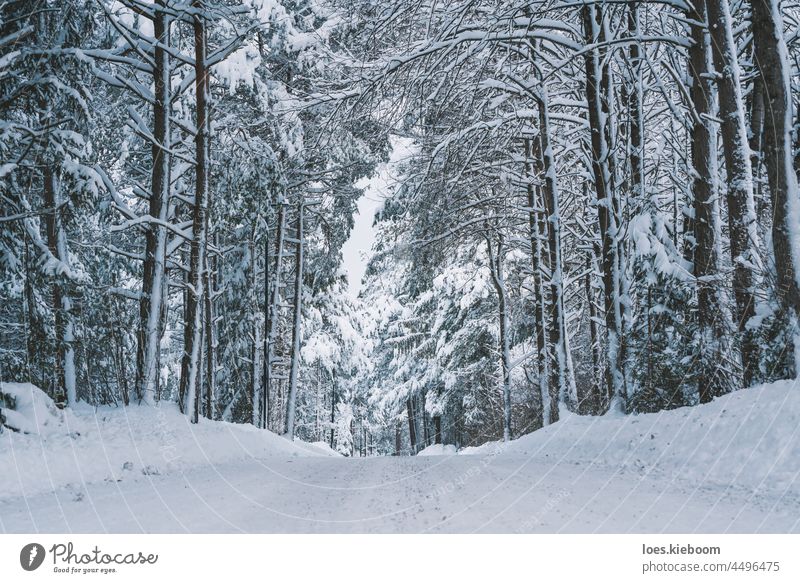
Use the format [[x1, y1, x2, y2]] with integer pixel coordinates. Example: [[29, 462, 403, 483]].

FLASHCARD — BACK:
[[1, 380, 798, 533]]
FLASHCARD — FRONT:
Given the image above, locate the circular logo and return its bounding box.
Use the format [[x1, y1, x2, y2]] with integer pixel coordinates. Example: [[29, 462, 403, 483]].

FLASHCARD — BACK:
[[20, 543, 46, 571]]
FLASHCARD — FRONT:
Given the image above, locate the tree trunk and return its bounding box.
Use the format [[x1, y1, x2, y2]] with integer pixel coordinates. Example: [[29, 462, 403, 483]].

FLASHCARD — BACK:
[[395, 418, 402, 455], [250, 237, 261, 426], [536, 75, 572, 420], [285, 204, 304, 439], [524, 138, 550, 422], [43, 169, 76, 407], [406, 398, 417, 454], [265, 203, 287, 429], [203, 258, 215, 420], [179, 3, 209, 423], [582, 3, 626, 409], [137, 0, 171, 406], [330, 371, 337, 448], [748, 75, 767, 215], [585, 249, 603, 414], [415, 392, 425, 449], [685, 0, 728, 399], [750, 0, 800, 378], [261, 224, 270, 429], [486, 236, 512, 442], [626, 2, 644, 205], [422, 392, 431, 446], [706, 0, 761, 389]]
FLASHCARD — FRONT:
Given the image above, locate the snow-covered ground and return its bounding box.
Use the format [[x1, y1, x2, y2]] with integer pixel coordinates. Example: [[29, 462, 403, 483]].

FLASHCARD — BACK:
[[0, 383, 337, 502], [418, 443, 458, 456], [461, 379, 800, 495], [1, 381, 798, 533]]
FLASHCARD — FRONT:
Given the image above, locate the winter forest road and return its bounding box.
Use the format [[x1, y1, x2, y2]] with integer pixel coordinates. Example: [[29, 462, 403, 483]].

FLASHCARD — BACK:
[[2, 452, 798, 533]]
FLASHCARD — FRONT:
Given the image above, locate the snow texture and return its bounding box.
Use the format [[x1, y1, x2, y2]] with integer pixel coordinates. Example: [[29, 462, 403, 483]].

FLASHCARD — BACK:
[[0, 384, 337, 502], [1, 380, 797, 533]]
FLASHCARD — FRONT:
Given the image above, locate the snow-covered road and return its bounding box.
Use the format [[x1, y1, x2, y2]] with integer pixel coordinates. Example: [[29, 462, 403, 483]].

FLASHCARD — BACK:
[[2, 452, 797, 533]]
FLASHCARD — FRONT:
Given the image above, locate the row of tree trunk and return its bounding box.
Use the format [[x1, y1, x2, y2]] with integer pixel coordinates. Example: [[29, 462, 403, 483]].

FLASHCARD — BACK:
[[97, 1, 308, 433]]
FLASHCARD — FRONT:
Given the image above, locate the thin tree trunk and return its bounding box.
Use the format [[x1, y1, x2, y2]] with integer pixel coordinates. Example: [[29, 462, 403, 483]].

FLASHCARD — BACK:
[[536, 75, 572, 419], [265, 203, 287, 428], [486, 236, 512, 442], [179, 3, 209, 422], [748, 75, 767, 215], [261, 224, 270, 429], [395, 418, 402, 455], [137, 0, 171, 406], [330, 371, 336, 447], [285, 203, 304, 439], [23, 241, 38, 386], [524, 138, 550, 422], [203, 258, 215, 419], [43, 169, 76, 407], [414, 392, 425, 449], [626, 1, 644, 205], [422, 390, 430, 446], [586, 249, 603, 414], [406, 398, 417, 454], [249, 233, 261, 426]]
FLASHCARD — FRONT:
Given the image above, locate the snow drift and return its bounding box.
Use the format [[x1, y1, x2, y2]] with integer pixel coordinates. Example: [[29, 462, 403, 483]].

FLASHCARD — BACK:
[[461, 379, 800, 494], [0, 383, 80, 436], [418, 443, 458, 456], [0, 383, 337, 500]]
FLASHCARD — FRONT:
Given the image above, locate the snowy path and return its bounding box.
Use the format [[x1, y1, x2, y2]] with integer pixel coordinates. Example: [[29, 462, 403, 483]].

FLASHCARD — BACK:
[[2, 453, 797, 533]]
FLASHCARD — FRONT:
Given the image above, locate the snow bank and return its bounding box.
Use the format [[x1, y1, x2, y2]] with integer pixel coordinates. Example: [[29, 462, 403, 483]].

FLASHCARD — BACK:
[[0, 386, 338, 500], [417, 443, 458, 456], [298, 440, 340, 457], [461, 379, 800, 494], [0, 383, 80, 436]]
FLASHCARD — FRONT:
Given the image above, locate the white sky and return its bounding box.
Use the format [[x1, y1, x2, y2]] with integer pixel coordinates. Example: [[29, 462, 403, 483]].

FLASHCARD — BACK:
[[340, 136, 415, 297]]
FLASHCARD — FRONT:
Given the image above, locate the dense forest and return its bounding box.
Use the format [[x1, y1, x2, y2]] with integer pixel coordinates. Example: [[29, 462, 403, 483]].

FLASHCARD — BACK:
[[2, 0, 799, 457]]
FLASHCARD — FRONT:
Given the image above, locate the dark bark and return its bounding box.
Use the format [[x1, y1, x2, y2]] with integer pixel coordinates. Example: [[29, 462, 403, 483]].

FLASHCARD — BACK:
[[395, 418, 402, 455], [265, 203, 286, 428], [706, 0, 760, 388], [204, 247, 216, 420], [406, 398, 417, 454], [486, 235, 513, 441], [750, 0, 800, 378], [136, 0, 171, 405], [686, 0, 727, 399], [748, 75, 768, 215], [582, 3, 625, 405], [261, 225, 270, 429], [43, 169, 67, 407], [626, 2, 643, 204], [330, 372, 337, 448], [523, 138, 549, 420], [179, 2, 209, 422], [585, 249, 603, 414], [285, 204, 304, 438]]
